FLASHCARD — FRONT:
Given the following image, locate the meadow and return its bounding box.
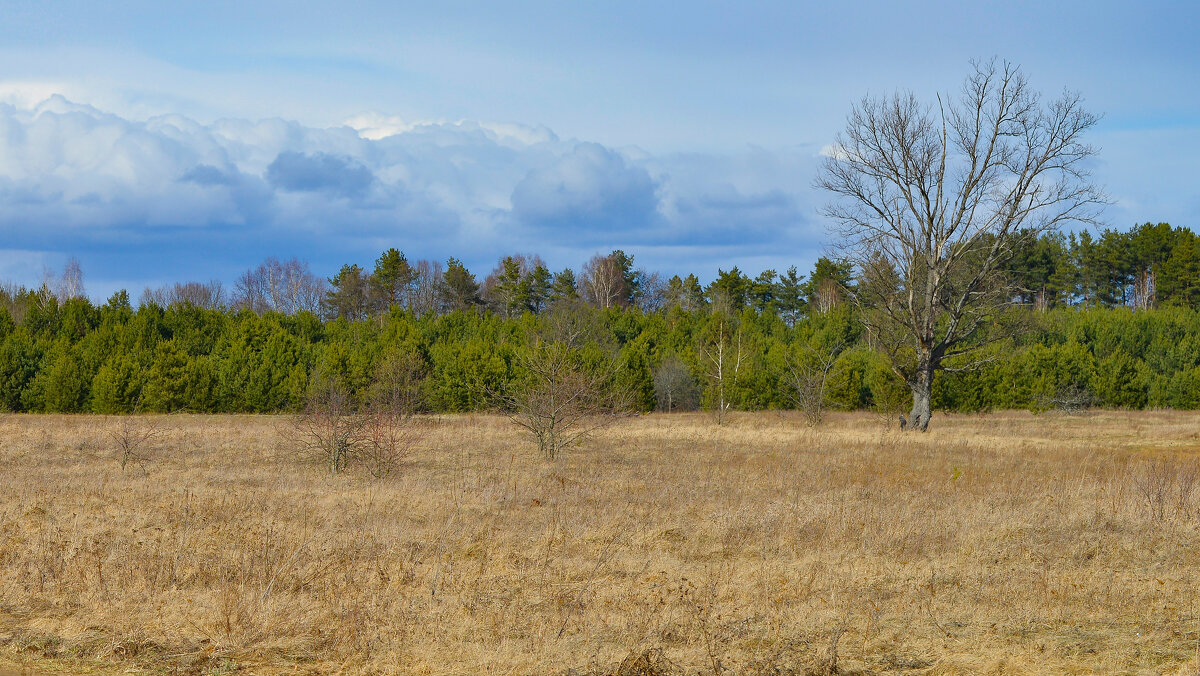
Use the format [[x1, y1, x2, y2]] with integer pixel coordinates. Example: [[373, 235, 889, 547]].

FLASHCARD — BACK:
[[1, 411, 1199, 675]]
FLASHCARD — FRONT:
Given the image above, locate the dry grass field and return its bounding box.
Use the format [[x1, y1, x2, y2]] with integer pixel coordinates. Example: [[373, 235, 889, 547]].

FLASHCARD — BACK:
[[2, 411, 1200, 675]]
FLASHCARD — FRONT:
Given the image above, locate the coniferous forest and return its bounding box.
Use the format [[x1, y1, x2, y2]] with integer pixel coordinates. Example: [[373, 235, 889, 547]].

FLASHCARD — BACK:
[[5, 221, 1200, 415]]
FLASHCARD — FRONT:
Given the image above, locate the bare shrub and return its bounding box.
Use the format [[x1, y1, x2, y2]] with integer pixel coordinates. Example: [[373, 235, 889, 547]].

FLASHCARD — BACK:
[[288, 380, 364, 476], [1035, 382, 1094, 415], [357, 350, 427, 478], [653, 355, 700, 412], [356, 407, 416, 479], [289, 357, 425, 478], [109, 415, 160, 473], [498, 340, 630, 460], [867, 365, 909, 429], [784, 340, 846, 427]]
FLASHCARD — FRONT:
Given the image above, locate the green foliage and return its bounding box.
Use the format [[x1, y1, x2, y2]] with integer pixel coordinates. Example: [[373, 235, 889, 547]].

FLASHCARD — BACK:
[[28, 338, 89, 412], [1092, 350, 1149, 409], [440, 258, 481, 312], [142, 340, 192, 412], [0, 330, 40, 411], [14, 272, 1200, 416], [92, 353, 144, 413], [326, 264, 370, 321]]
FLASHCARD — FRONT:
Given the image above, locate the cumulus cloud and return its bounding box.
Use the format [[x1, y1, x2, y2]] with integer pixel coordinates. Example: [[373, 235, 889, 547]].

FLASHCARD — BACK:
[[180, 164, 238, 187], [510, 142, 659, 236], [266, 151, 374, 198], [0, 95, 820, 295], [345, 113, 557, 147]]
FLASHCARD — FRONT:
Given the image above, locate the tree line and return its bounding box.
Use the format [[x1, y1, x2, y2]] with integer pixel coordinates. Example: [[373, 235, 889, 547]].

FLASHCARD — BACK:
[[2, 228, 1200, 418]]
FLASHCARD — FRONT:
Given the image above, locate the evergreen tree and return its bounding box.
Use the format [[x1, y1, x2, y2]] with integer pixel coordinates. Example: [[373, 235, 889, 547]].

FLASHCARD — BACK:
[[91, 353, 144, 413], [370, 248, 415, 313], [680, 274, 705, 311], [30, 338, 88, 412], [750, 269, 778, 313], [325, 264, 370, 321], [612, 250, 642, 307], [804, 257, 855, 314], [142, 339, 191, 412], [706, 267, 751, 311], [550, 268, 579, 302], [526, 264, 553, 313], [0, 330, 38, 411], [775, 266, 805, 326], [488, 256, 529, 318], [1160, 234, 1200, 307], [439, 258, 480, 312]]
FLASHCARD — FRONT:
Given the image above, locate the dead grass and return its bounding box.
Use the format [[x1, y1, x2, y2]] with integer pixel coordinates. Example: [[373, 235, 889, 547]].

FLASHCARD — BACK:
[[1, 410, 1199, 675]]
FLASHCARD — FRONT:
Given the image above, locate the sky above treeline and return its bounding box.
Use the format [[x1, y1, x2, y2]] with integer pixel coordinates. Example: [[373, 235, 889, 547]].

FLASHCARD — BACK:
[[1, 1, 1197, 299]]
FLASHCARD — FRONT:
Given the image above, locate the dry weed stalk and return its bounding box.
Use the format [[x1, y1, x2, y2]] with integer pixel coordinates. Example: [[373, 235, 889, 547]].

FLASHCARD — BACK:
[[1132, 457, 1200, 521]]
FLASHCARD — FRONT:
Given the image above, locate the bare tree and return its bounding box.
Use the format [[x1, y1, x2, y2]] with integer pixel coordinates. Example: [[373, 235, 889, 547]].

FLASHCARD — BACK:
[[784, 339, 846, 427], [288, 355, 425, 478], [580, 253, 626, 309], [358, 350, 427, 477], [232, 258, 326, 314], [288, 379, 364, 476], [699, 315, 743, 425], [498, 340, 629, 460], [59, 257, 85, 300], [43, 258, 86, 301], [496, 304, 627, 460], [652, 355, 700, 412], [816, 59, 1104, 431], [636, 270, 666, 313], [410, 259, 443, 315], [140, 280, 226, 309]]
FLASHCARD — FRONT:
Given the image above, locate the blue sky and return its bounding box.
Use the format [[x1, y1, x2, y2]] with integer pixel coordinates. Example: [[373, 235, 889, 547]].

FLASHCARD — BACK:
[[1, 1, 1198, 298]]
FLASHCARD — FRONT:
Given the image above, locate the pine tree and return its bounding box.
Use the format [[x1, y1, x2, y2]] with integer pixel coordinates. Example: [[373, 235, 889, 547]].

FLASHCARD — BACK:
[[489, 256, 528, 318], [370, 248, 416, 313], [550, 268, 579, 303], [775, 266, 805, 327], [526, 265, 553, 313], [706, 267, 751, 311], [439, 258, 480, 312], [750, 269, 778, 313], [325, 264, 370, 320]]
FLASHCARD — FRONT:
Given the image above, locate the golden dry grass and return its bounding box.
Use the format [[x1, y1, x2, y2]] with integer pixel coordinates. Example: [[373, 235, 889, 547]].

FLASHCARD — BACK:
[[2, 410, 1200, 675]]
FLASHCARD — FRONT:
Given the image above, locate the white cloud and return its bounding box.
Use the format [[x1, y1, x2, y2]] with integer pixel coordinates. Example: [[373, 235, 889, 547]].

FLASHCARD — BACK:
[[344, 112, 557, 147], [0, 95, 821, 290], [510, 142, 659, 237], [819, 143, 852, 161], [0, 80, 72, 110]]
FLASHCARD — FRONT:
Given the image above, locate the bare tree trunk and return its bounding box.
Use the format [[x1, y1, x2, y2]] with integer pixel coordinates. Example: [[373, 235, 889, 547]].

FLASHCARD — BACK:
[[906, 358, 935, 432]]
